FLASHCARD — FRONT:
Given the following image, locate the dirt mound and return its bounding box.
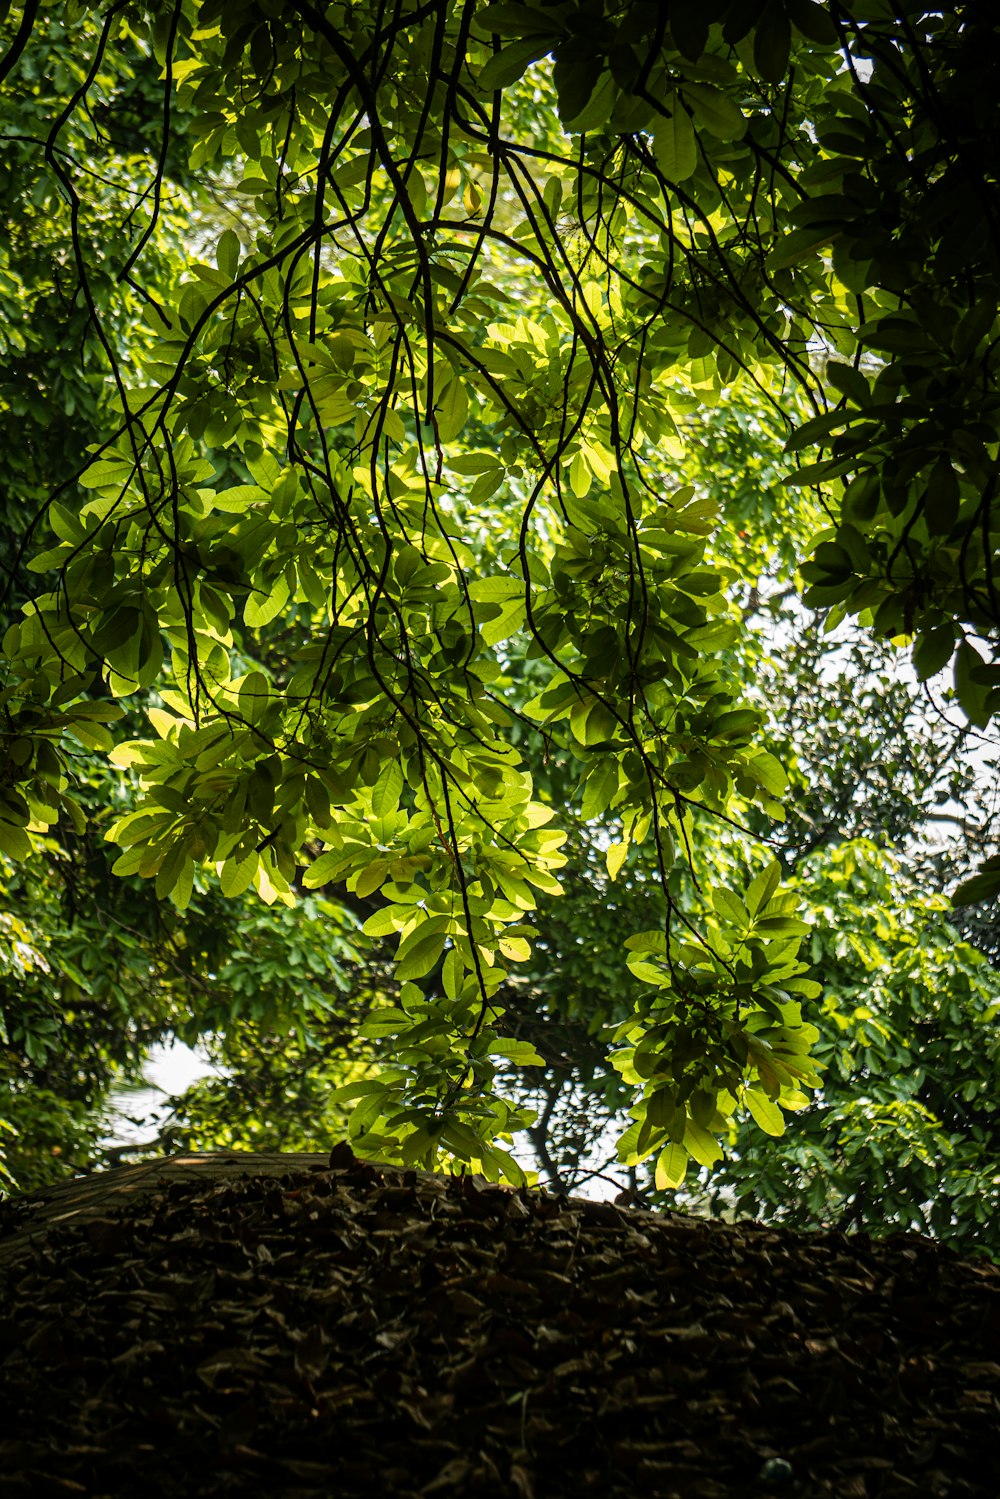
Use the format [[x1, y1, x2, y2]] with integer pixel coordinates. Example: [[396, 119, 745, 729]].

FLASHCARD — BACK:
[[1, 1148, 998, 1496]]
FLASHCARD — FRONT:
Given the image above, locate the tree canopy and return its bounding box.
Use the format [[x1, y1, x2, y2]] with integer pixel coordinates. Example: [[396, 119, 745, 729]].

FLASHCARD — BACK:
[[1, 0, 998, 1211]]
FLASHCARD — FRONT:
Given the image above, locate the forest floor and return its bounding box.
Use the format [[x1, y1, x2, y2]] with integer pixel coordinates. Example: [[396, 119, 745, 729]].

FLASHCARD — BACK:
[[1, 1148, 998, 1497]]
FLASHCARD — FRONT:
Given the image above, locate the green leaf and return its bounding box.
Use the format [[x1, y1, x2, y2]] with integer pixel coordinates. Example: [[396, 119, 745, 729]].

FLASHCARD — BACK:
[[238, 671, 270, 725], [79, 458, 134, 491], [670, 2, 711, 61], [442, 947, 463, 1000], [0, 820, 32, 860], [478, 37, 553, 92], [211, 483, 267, 511], [436, 379, 469, 443], [155, 843, 188, 901], [645, 1085, 677, 1132], [767, 226, 832, 271], [952, 859, 1000, 908], [476, 4, 560, 39], [220, 851, 258, 898], [331, 1079, 387, 1105], [49, 502, 86, 542], [923, 457, 960, 537], [581, 757, 619, 820], [467, 470, 505, 504], [723, 0, 767, 44], [913, 624, 955, 683], [654, 1141, 688, 1190], [682, 83, 746, 140], [355, 859, 390, 898], [745, 1089, 785, 1136], [244, 574, 290, 629], [216, 228, 241, 278], [553, 49, 602, 123], [825, 361, 871, 407], [303, 850, 350, 889], [954, 639, 992, 728], [360, 1007, 410, 1038], [624, 930, 667, 955], [395, 920, 448, 980], [372, 761, 404, 818], [569, 451, 591, 498], [746, 860, 782, 916], [784, 0, 838, 45], [653, 104, 698, 182], [745, 751, 788, 798], [171, 857, 194, 911], [481, 598, 527, 646], [582, 700, 618, 747], [683, 1118, 724, 1169], [469, 574, 523, 602], [359, 907, 400, 939], [606, 841, 628, 881], [753, 1, 791, 82], [488, 1038, 545, 1066], [712, 886, 750, 927], [563, 70, 616, 135], [755, 915, 810, 937]]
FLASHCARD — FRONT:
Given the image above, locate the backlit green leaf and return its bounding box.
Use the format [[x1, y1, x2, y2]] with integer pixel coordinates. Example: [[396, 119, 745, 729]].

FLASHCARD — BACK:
[[653, 104, 697, 182], [654, 1141, 688, 1189], [745, 1090, 785, 1136], [682, 82, 746, 140]]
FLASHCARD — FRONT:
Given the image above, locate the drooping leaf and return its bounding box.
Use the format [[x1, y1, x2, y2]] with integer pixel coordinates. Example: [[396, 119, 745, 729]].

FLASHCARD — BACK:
[[654, 1140, 688, 1189], [745, 1089, 785, 1136], [653, 104, 698, 182]]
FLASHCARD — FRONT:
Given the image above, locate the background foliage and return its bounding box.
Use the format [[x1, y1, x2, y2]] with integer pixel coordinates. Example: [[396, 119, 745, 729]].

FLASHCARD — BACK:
[[1, 0, 998, 1258]]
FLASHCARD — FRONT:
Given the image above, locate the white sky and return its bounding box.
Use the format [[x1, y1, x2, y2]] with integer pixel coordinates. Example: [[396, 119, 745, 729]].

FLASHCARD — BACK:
[[100, 1039, 217, 1149]]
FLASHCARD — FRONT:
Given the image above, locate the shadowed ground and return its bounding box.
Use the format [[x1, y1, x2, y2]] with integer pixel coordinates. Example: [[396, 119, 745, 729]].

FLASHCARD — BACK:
[[1, 1148, 998, 1496]]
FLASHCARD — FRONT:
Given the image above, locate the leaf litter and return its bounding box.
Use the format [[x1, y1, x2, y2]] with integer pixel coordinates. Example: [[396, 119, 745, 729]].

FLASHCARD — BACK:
[[1, 1147, 998, 1496]]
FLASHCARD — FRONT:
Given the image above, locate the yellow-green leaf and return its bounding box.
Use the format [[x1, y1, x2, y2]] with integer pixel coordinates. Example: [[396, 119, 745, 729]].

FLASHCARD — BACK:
[[216, 228, 241, 278], [355, 858, 390, 898], [606, 841, 628, 881], [220, 851, 258, 898], [244, 574, 290, 629], [655, 1141, 688, 1190], [372, 761, 404, 818], [683, 1118, 724, 1169], [745, 1089, 785, 1136], [0, 820, 32, 860]]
